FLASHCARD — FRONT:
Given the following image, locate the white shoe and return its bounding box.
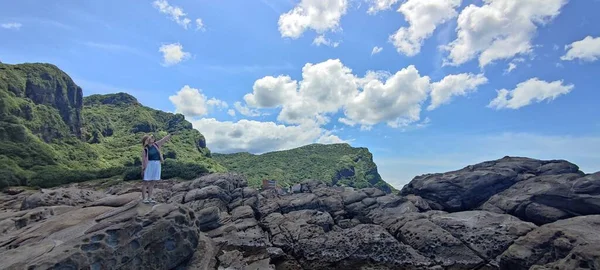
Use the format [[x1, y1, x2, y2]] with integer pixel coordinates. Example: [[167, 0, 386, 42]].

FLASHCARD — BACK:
[[143, 199, 150, 204], [149, 198, 157, 204]]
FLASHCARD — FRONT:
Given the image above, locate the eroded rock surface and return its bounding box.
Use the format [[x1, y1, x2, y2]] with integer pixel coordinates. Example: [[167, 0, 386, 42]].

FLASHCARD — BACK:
[[20, 187, 104, 210], [499, 215, 600, 270], [481, 172, 600, 225], [1, 156, 599, 270], [0, 199, 199, 270], [400, 157, 582, 212]]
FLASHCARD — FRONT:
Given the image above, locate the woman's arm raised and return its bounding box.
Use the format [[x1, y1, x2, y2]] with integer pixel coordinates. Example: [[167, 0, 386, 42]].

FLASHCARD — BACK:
[[155, 132, 174, 147]]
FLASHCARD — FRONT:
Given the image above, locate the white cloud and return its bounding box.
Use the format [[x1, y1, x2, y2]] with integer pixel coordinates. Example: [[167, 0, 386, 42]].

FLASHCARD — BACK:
[[428, 73, 488, 110], [169, 85, 227, 117], [312, 35, 340, 47], [227, 109, 236, 117], [234, 102, 262, 117], [152, 0, 192, 29], [244, 75, 298, 108], [561, 36, 600, 62], [444, 0, 568, 67], [278, 0, 348, 39], [191, 118, 344, 154], [504, 57, 526, 74], [206, 98, 228, 109], [343, 66, 431, 129], [416, 117, 431, 128], [390, 0, 461, 57], [1, 22, 22, 30], [195, 18, 205, 31], [504, 58, 525, 74], [505, 63, 517, 74], [488, 78, 574, 110], [242, 59, 489, 130], [277, 59, 359, 126], [371, 46, 383, 55], [365, 0, 401, 15], [159, 43, 191, 66]]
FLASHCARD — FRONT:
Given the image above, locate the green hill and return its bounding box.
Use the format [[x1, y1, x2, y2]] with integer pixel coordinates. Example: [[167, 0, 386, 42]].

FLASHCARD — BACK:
[[0, 62, 224, 188], [213, 143, 394, 193], [0, 62, 393, 193]]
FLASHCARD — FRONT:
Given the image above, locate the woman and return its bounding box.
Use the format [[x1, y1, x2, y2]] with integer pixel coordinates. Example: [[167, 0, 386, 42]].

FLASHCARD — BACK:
[[141, 132, 173, 204]]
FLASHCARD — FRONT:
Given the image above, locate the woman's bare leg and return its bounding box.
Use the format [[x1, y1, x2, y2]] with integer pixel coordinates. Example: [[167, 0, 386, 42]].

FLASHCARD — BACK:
[[148, 181, 155, 200], [141, 182, 148, 200]]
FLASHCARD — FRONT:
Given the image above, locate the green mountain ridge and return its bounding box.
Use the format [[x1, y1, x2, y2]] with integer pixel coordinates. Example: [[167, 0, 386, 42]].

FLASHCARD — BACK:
[[213, 143, 394, 193], [0, 62, 394, 193], [0, 62, 223, 188]]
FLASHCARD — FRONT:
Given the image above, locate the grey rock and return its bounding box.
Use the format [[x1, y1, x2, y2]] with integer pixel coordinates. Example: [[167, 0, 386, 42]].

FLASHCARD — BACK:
[[295, 224, 431, 269], [231, 205, 255, 221], [500, 215, 600, 270], [400, 157, 581, 212], [481, 172, 600, 225], [430, 211, 537, 267], [0, 202, 199, 270], [20, 188, 104, 210]]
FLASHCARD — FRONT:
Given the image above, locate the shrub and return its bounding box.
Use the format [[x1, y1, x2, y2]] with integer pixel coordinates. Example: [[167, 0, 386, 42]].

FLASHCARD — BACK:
[[123, 160, 209, 181], [0, 169, 28, 188], [161, 159, 209, 180], [28, 165, 127, 188], [123, 167, 142, 181], [95, 166, 126, 179], [0, 156, 30, 187], [29, 165, 91, 188]]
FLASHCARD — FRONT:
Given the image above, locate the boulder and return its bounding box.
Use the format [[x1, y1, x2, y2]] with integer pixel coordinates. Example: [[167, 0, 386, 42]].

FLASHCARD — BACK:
[[499, 215, 600, 270], [400, 157, 581, 212], [0, 200, 199, 270], [295, 224, 431, 269], [430, 211, 537, 267], [481, 172, 600, 225]]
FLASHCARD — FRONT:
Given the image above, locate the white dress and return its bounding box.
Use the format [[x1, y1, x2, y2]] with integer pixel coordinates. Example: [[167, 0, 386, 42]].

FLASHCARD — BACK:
[[143, 161, 161, 181]]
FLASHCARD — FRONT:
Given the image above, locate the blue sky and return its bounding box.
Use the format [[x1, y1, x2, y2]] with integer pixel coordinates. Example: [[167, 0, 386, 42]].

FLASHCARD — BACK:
[[1, 0, 599, 188]]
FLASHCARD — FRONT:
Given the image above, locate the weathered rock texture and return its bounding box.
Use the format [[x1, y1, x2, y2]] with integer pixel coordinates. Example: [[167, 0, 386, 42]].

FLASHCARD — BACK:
[[1, 192, 199, 270], [1, 156, 599, 269]]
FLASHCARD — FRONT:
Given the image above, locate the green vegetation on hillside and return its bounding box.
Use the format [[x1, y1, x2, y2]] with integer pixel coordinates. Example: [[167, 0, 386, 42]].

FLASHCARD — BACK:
[[0, 63, 224, 188], [0, 62, 393, 192], [213, 143, 394, 193]]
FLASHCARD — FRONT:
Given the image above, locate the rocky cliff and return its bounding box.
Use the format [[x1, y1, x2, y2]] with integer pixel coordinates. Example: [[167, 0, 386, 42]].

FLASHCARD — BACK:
[[213, 143, 394, 193], [0, 63, 83, 140], [1, 156, 598, 269]]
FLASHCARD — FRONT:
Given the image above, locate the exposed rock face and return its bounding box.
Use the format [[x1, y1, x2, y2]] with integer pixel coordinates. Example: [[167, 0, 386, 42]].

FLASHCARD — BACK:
[[0, 193, 199, 270], [499, 215, 600, 270], [400, 157, 583, 212], [1, 63, 84, 140], [1, 156, 599, 270], [20, 187, 104, 210], [481, 172, 600, 225]]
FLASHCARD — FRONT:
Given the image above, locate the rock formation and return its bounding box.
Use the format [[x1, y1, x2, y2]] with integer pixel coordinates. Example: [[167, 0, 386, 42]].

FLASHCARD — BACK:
[[1, 156, 599, 269], [1, 63, 84, 140]]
